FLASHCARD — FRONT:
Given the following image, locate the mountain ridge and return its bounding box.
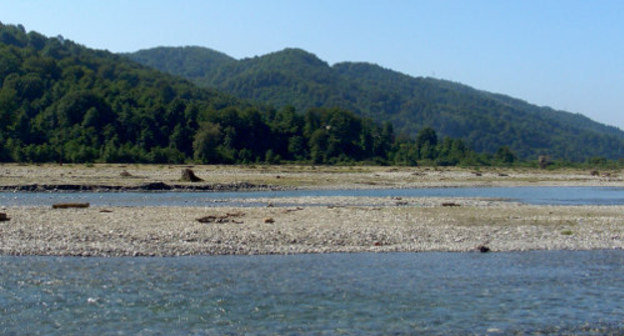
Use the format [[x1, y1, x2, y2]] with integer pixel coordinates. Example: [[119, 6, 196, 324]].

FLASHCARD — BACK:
[[124, 46, 624, 160]]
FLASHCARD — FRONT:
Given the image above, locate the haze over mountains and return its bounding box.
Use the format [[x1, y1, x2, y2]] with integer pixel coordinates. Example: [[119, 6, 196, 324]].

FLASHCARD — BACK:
[[127, 46, 624, 161]]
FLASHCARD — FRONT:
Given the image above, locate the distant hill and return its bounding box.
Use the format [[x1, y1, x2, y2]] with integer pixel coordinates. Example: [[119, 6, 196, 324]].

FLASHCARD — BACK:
[[128, 46, 236, 79], [2, 23, 437, 165], [125, 46, 624, 161]]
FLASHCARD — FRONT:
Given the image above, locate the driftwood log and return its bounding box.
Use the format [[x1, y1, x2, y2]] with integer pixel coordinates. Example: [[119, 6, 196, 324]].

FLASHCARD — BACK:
[[181, 168, 203, 182], [52, 203, 90, 209], [196, 212, 244, 224]]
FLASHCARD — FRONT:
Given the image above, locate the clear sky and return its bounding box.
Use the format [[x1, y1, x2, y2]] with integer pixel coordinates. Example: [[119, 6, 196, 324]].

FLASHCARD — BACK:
[[2, 0, 623, 129]]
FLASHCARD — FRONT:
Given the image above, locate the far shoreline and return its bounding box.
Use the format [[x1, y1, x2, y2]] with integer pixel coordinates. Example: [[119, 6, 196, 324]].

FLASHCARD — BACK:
[[1, 163, 623, 190]]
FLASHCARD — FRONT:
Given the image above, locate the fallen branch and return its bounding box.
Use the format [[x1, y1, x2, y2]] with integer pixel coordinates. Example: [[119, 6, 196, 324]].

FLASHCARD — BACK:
[[197, 212, 245, 224]]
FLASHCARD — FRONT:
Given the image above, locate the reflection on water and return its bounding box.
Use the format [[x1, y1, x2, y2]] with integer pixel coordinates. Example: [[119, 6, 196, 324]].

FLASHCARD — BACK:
[[2, 186, 624, 206], [1, 251, 623, 335]]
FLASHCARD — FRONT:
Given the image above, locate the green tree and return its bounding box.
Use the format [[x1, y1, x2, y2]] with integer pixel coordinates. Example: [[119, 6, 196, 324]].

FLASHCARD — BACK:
[[494, 146, 516, 165], [416, 127, 438, 160], [193, 122, 222, 163]]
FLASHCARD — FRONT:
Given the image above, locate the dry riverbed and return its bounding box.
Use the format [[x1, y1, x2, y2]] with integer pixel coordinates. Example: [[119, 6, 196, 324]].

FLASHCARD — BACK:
[[1, 163, 623, 189], [1, 164, 623, 256], [1, 199, 623, 256]]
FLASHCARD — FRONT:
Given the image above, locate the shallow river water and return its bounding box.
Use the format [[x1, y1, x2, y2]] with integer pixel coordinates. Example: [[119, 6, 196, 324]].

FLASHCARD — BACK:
[[1, 251, 623, 335], [2, 187, 624, 334], [2, 186, 624, 206]]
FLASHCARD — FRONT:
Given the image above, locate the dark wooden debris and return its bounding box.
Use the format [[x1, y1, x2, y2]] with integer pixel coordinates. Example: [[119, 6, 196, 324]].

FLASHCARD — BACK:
[[52, 203, 90, 209], [196, 212, 245, 224]]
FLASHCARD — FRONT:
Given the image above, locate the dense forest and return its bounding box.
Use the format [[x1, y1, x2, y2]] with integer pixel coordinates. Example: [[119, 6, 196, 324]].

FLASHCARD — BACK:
[[127, 47, 624, 161], [0, 23, 498, 166]]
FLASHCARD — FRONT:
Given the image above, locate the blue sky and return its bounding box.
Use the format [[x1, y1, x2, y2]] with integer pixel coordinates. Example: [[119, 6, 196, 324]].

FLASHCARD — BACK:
[[2, 0, 623, 129]]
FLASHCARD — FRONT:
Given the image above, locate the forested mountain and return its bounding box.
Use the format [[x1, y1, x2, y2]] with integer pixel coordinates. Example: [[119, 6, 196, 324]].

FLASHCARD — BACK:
[[128, 46, 236, 80], [1, 23, 484, 166], [125, 46, 624, 161]]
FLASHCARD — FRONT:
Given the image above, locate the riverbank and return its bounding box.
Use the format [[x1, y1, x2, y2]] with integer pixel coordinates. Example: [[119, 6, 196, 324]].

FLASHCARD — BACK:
[[1, 163, 623, 190], [1, 198, 622, 256]]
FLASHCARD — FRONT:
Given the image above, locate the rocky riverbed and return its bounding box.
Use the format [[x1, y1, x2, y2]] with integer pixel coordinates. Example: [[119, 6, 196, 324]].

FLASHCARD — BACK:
[[1, 197, 622, 256], [1, 164, 623, 256]]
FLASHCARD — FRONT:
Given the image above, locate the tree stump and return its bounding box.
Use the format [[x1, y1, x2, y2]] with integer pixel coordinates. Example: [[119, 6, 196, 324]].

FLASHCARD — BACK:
[[180, 168, 203, 182]]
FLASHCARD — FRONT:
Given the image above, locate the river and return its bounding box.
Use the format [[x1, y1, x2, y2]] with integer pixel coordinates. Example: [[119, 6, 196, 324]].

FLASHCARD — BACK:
[[2, 186, 624, 206], [1, 251, 623, 335]]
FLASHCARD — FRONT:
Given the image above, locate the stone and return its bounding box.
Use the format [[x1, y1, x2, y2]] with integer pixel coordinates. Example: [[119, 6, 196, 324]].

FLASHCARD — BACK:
[[0, 212, 9, 221]]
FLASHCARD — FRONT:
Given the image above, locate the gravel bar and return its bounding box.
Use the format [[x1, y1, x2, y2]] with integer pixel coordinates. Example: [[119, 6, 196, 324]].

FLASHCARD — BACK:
[[1, 197, 623, 256]]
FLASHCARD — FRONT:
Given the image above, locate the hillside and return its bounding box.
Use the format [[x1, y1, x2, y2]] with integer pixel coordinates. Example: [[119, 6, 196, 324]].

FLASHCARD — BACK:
[[0, 23, 256, 163], [5, 23, 470, 165], [125, 46, 624, 161]]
